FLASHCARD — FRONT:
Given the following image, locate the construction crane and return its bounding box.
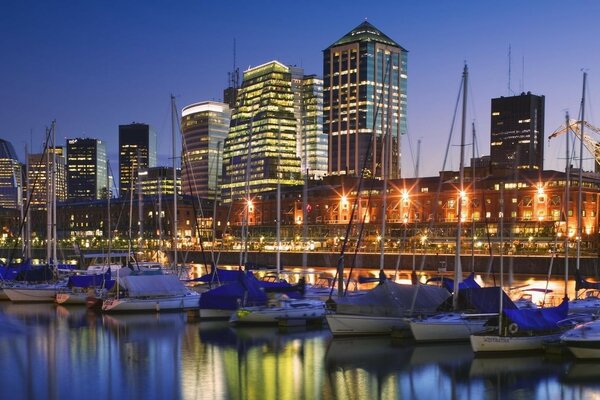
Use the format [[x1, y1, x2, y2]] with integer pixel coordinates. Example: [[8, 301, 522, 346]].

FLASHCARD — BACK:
[[549, 120, 600, 169]]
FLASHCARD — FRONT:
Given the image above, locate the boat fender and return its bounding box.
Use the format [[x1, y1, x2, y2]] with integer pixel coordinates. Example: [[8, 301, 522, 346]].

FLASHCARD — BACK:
[[508, 323, 519, 334]]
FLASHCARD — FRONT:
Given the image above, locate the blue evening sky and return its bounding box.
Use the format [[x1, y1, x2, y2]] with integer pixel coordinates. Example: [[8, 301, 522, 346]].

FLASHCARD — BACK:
[[1, 0, 600, 178]]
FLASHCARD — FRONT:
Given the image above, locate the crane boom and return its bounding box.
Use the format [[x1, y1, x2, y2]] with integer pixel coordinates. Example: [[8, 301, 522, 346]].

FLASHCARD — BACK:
[[549, 120, 600, 168]]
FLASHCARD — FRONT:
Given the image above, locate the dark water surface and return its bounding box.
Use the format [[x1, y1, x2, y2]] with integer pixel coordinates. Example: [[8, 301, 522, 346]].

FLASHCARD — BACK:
[[0, 303, 598, 400]]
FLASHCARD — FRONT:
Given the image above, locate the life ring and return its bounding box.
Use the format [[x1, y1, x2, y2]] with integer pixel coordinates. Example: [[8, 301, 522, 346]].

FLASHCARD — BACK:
[[508, 323, 519, 334]]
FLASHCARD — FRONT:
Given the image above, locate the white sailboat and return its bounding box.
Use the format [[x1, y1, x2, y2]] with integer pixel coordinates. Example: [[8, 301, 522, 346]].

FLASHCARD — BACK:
[[101, 274, 199, 312], [229, 297, 325, 325], [228, 126, 326, 325], [325, 57, 451, 336], [470, 112, 573, 353], [100, 95, 199, 313], [5, 121, 67, 303], [410, 65, 493, 342]]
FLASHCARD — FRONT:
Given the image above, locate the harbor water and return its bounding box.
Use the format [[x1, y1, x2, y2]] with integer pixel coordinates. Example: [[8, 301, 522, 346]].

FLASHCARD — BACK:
[[0, 302, 599, 400]]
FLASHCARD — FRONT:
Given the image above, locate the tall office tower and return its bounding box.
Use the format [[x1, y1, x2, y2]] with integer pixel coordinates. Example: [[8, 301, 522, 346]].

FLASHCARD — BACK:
[[0, 139, 23, 209], [27, 147, 67, 210], [222, 60, 302, 201], [289, 68, 327, 178], [324, 21, 408, 179], [66, 138, 107, 200], [490, 92, 545, 173], [181, 102, 231, 200], [119, 123, 157, 198], [301, 74, 327, 178], [139, 166, 180, 196]]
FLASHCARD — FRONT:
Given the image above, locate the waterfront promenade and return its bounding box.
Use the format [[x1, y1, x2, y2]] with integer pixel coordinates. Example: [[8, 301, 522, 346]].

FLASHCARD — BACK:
[[8, 247, 599, 277]]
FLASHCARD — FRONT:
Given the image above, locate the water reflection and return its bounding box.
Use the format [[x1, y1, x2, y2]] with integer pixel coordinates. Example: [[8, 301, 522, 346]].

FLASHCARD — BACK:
[[1, 302, 600, 399]]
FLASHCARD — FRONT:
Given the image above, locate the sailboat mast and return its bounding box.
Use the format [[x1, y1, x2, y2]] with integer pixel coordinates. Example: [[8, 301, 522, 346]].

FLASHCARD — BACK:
[[52, 121, 57, 265], [276, 127, 281, 278], [211, 141, 221, 267], [471, 122, 476, 272], [106, 161, 112, 266], [454, 64, 468, 310], [241, 119, 253, 268], [171, 95, 178, 269], [576, 72, 586, 274], [45, 127, 51, 263], [24, 144, 30, 259], [499, 182, 505, 334], [564, 111, 570, 298], [302, 105, 308, 271]]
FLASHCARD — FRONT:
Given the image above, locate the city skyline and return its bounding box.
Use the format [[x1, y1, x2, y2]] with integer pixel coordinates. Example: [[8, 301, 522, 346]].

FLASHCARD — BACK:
[[2, 1, 600, 178]]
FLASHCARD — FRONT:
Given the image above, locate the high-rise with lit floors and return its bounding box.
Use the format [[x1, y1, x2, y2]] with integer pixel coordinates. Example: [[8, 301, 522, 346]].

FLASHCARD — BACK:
[[301, 74, 327, 178], [0, 139, 23, 209], [27, 147, 67, 211], [66, 138, 107, 200], [324, 21, 407, 179], [289, 68, 327, 178], [181, 102, 231, 200], [222, 60, 302, 202], [119, 123, 157, 198], [139, 166, 180, 196], [490, 92, 545, 173]]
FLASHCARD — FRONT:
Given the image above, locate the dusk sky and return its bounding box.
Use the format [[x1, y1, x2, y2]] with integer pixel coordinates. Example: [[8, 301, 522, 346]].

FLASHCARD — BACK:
[[2, 0, 600, 179]]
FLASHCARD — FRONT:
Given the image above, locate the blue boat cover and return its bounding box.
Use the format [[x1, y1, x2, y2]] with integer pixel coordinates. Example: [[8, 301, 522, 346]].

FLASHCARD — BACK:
[[426, 272, 481, 292], [503, 299, 569, 331], [192, 268, 242, 284], [15, 264, 54, 282], [199, 271, 268, 310], [0, 259, 37, 280], [466, 287, 518, 312], [67, 270, 114, 289]]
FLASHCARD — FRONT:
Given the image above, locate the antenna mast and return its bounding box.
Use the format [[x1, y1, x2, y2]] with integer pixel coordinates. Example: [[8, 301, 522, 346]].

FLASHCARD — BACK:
[[508, 44, 513, 95]]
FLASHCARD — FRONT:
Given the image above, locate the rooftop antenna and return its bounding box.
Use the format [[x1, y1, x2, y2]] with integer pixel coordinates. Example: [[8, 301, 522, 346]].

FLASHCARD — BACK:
[[520, 55, 525, 93], [231, 39, 239, 89], [507, 44, 514, 95]]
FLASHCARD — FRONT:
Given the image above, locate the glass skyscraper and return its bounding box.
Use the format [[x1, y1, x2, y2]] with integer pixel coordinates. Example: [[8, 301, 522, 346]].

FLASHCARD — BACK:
[[28, 147, 67, 211], [323, 21, 407, 179], [119, 123, 157, 198], [181, 101, 230, 200], [301, 74, 327, 178], [66, 138, 107, 200], [0, 139, 22, 209], [222, 60, 303, 202]]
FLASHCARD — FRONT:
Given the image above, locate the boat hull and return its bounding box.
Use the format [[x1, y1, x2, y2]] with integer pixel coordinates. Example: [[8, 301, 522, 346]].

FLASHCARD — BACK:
[[230, 300, 326, 325], [199, 308, 235, 320], [102, 293, 200, 313], [564, 342, 600, 359], [410, 314, 489, 342], [470, 331, 562, 353], [326, 314, 410, 337], [56, 292, 88, 305], [4, 286, 60, 302]]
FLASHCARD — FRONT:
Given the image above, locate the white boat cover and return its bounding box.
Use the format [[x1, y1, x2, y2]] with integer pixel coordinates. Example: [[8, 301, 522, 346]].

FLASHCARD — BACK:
[[335, 280, 450, 317], [121, 275, 188, 297]]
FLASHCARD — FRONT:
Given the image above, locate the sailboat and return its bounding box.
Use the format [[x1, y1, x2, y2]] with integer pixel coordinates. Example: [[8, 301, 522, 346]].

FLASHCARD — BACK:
[[228, 126, 326, 326], [100, 95, 200, 312], [410, 65, 497, 342], [325, 58, 451, 336], [470, 112, 574, 353], [4, 121, 69, 303]]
